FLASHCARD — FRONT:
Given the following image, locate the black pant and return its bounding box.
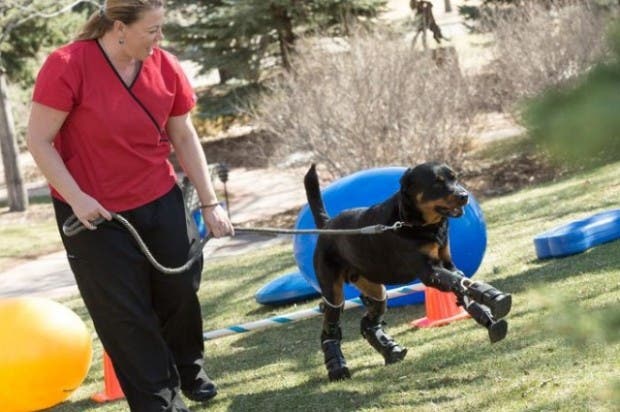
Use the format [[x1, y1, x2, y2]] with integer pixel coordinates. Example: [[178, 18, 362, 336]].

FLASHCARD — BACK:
[[54, 185, 206, 412]]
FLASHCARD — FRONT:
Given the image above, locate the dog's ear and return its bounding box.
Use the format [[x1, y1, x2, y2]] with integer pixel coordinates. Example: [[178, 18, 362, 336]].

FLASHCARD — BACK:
[[399, 168, 420, 223], [399, 168, 415, 192]]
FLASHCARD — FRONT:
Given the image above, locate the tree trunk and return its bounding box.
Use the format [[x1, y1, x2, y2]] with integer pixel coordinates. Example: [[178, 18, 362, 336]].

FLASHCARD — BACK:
[[444, 0, 452, 13], [0, 70, 28, 211], [270, 4, 295, 72]]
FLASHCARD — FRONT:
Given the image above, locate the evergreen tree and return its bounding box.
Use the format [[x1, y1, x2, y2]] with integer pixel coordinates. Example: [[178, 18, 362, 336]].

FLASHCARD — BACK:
[[524, 21, 620, 167], [0, 1, 87, 211], [166, 0, 386, 84]]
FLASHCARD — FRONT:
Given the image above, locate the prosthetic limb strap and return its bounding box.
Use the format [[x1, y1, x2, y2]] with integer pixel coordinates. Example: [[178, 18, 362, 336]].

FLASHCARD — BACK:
[[461, 278, 511, 319], [426, 268, 467, 295], [461, 280, 503, 305]]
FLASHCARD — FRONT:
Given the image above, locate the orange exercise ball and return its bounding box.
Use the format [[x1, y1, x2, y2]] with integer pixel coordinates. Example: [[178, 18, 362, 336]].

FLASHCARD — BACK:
[[0, 297, 92, 412]]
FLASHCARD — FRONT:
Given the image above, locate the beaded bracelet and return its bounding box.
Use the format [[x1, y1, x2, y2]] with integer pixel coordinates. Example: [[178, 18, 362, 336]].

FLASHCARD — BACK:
[[200, 202, 220, 209]]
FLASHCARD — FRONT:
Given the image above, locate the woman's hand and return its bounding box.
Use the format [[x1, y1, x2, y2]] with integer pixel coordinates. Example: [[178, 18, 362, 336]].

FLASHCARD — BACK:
[[70, 192, 112, 231], [202, 205, 234, 238]]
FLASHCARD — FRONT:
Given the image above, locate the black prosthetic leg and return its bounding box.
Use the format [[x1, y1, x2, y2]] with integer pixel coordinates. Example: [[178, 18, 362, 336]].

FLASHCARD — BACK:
[[360, 295, 408, 365], [424, 269, 511, 343], [426, 270, 512, 320], [461, 279, 511, 320], [459, 296, 508, 343], [320, 301, 350, 381]]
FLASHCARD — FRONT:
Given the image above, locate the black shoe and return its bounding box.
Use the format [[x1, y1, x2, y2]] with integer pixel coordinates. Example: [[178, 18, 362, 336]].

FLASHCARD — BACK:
[[182, 378, 218, 402]]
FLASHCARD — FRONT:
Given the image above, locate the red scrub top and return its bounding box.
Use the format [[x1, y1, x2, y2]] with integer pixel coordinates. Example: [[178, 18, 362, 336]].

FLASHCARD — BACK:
[[32, 40, 196, 211]]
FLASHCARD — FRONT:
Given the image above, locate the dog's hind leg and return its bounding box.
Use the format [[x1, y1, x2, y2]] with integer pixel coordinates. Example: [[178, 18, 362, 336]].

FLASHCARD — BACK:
[[355, 278, 408, 365], [318, 268, 350, 381]]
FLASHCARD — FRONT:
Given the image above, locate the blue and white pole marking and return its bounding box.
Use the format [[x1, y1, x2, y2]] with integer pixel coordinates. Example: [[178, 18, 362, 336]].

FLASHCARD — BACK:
[[203, 283, 426, 341]]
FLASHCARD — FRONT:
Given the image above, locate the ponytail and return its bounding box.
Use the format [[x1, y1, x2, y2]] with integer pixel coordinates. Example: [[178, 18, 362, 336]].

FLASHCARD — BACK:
[[75, 8, 113, 41], [74, 1, 165, 41]]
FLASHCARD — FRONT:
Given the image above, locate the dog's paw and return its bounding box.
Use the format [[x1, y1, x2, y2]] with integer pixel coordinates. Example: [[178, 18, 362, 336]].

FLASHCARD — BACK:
[[489, 293, 512, 320], [384, 346, 408, 365], [328, 366, 351, 381], [488, 319, 508, 343]]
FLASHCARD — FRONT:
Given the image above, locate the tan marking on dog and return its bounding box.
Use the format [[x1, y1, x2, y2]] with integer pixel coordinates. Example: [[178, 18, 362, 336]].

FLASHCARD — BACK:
[[439, 244, 451, 263], [353, 277, 386, 301], [416, 193, 444, 224], [328, 276, 345, 306], [420, 243, 440, 260]]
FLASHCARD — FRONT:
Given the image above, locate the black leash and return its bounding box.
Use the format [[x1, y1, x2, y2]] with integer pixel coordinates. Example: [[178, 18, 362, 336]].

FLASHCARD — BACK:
[[62, 214, 404, 274]]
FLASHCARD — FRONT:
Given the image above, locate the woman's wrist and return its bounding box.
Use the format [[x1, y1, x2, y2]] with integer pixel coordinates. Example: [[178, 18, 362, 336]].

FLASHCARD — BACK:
[[200, 202, 220, 210]]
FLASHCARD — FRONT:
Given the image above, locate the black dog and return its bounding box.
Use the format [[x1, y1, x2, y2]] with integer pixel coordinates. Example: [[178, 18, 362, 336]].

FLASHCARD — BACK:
[[304, 162, 511, 381]]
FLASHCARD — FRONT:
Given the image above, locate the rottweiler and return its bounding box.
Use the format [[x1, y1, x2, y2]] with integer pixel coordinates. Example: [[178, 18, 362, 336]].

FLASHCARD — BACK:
[[304, 162, 511, 381]]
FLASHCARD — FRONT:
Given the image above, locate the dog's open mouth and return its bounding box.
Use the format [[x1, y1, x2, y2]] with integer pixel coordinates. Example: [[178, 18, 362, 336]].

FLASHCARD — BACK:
[[436, 206, 464, 217]]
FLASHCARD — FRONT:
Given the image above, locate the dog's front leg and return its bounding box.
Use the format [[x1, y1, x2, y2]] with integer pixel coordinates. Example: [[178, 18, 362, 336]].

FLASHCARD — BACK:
[[419, 263, 510, 343], [437, 244, 512, 320]]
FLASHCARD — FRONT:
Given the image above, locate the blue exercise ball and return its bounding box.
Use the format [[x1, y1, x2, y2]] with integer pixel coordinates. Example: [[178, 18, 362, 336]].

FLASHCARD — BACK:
[[293, 167, 487, 307]]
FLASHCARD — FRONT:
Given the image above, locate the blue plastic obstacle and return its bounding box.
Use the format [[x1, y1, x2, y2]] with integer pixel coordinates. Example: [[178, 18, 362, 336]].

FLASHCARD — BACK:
[[255, 271, 321, 305], [293, 167, 487, 307], [534, 209, 620, 259]]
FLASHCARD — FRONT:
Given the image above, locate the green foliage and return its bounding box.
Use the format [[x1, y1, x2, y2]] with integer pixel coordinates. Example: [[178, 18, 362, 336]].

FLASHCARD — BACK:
[[165, 0, 386, 84], [0, 2, 88, 85], [524, 22, 620, 167], [458, 0, 520, 29], [195, 83, 265, 119]]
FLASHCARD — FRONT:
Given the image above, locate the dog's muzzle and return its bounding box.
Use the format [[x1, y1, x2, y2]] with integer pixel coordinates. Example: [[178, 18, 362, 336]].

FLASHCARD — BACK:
[[438, 190, 469, 217]]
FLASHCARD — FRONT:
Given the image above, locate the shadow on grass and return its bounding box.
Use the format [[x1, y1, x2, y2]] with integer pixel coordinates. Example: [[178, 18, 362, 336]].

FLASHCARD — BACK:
[[194, 239, 620, 411], [490, 240, 620, 295]]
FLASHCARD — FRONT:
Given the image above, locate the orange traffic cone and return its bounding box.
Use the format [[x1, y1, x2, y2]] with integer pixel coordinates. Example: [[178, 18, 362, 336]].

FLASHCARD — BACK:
[[91, 351, 125, 403], [410, 287, 469, 328]]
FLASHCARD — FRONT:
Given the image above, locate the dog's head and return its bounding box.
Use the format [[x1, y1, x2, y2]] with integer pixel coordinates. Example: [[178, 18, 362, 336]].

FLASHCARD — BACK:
[[399, 162, 469, 225]]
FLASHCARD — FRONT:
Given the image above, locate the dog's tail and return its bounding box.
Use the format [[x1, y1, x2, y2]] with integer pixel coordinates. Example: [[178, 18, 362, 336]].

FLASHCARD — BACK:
[[304, 164, 329, 229]]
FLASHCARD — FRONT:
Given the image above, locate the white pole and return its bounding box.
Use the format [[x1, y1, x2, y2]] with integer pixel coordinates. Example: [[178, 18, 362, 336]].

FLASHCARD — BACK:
[[203, 283, 426, 341]]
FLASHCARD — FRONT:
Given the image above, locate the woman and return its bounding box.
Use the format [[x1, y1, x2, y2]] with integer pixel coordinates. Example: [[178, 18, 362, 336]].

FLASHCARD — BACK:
[[26, 1, 233, 410]]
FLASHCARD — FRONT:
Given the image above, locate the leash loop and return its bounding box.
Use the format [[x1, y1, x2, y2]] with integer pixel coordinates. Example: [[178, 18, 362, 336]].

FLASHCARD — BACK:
[[62, 213, 208, 274]]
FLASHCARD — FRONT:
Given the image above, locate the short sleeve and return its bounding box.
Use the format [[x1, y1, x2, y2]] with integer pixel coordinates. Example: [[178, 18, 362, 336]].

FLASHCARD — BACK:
[[32, 50, 79, 112], [167, 54, 197, 116]]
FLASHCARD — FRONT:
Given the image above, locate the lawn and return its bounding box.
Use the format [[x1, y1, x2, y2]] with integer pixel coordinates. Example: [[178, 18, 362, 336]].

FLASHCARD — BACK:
[[0, 197, 61, 272], [45, 158, 620, 412]]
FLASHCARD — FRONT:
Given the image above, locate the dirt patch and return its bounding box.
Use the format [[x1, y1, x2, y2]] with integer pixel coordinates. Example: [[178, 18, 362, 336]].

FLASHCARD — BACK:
[[460, 151, 564, 199]]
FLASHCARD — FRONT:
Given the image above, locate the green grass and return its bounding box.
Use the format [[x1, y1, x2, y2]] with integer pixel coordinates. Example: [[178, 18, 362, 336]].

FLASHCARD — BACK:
[[44, 159, 620, 411], [0, 195, 63, 272]]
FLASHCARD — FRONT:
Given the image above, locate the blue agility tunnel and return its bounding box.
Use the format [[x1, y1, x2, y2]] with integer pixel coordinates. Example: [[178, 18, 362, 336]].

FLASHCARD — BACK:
[[533, 208, 620, 259], [293, 167, 487, 307]]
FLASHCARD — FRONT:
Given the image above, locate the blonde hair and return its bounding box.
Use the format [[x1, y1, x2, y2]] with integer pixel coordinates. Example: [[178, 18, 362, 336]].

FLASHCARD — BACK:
[[76, 0, 165, 41]]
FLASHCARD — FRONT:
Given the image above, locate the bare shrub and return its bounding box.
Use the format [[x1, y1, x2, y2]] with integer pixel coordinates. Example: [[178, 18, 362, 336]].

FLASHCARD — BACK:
[[253, 31, 474, 177], [473, 1, 610, 111]]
